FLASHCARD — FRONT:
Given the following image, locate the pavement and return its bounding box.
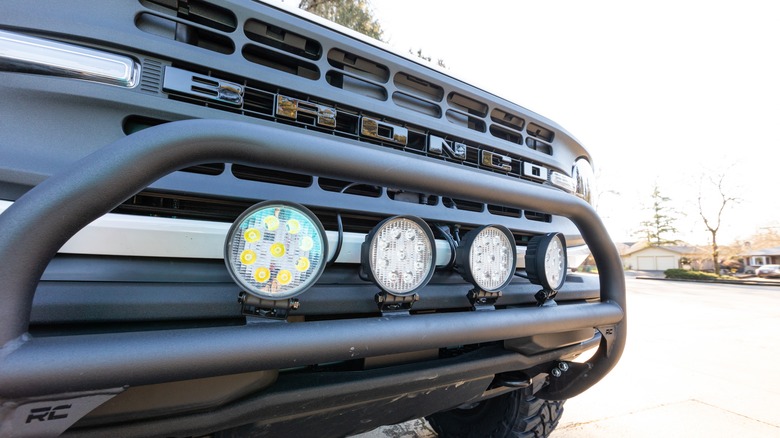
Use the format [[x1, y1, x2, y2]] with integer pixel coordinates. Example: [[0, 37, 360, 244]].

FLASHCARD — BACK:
[[356, 276, 780, 438]]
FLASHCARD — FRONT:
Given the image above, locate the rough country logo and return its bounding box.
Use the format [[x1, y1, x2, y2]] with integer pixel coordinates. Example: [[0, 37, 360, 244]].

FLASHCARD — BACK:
[[25, 404, 71, 424]]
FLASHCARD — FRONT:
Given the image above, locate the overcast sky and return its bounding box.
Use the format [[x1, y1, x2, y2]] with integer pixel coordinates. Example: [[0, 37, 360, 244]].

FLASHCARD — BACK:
[[364, 0, 780, 245]]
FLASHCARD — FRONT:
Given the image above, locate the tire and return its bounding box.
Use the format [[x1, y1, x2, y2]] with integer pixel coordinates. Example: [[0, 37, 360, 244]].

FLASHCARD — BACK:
[[426, 392, 564, 438]]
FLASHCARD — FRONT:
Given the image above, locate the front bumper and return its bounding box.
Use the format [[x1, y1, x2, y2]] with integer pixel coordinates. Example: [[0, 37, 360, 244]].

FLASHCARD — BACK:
[[0, 119, 626, 427]]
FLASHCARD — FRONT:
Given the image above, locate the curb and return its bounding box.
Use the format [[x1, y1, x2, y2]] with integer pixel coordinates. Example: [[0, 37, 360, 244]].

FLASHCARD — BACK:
[[635, 276, 780, 287]]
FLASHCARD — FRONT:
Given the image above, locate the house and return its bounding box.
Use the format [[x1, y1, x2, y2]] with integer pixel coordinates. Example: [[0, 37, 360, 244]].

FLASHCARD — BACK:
[[620, 242, 709, 271], [740, 246, 780, 273]]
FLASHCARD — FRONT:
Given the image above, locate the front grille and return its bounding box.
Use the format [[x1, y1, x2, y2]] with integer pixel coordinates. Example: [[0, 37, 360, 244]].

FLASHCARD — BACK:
[[136, 0, 558, 156], [124, 1, 574, 234], [159, 62, 555, 183]]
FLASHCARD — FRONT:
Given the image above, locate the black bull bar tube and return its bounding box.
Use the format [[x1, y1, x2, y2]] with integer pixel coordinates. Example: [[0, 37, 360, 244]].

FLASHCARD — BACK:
[[0, 119, 626, 400]]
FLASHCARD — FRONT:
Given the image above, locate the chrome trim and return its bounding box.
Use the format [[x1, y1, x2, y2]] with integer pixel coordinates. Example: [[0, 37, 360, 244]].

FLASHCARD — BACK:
[[523, 161, 549, 182], [0, 200, 586, 269], [163, 66, 243, 106], [572, 158, 596, 204], [551, 171, 576, 192], [0, 30, 138, 87]]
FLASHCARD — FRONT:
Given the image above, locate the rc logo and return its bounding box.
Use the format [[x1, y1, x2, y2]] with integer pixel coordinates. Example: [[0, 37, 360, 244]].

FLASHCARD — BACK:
[[25, 404, 71, 424]]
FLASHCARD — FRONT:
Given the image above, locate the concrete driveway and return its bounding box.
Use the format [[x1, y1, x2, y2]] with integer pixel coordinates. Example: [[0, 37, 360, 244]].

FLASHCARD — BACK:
[[357, 277, 780, 437]]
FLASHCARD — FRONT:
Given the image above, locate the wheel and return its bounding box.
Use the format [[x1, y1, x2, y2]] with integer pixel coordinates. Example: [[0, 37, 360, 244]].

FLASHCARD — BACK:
[[426, 392, 564, 438]]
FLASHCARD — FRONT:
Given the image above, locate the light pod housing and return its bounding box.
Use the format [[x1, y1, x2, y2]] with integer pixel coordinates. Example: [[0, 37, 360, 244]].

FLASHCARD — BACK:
[[362, 216, 436, 296], [456, 225, 517, 292], [224, 201, 327, 300], [525, 232, 568, 291]]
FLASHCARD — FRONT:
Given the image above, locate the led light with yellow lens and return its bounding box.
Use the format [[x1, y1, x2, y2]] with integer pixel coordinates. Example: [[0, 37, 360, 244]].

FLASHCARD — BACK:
[[286, 219, 301, 234], [296, 257, 310, 272], [240, 249, 257, 265], [254, 267, 271, 283], [244, 228, 261, 243], [224, 201, 328, 300], [263, 215, 279, 231], [270, 243, 286, 258]]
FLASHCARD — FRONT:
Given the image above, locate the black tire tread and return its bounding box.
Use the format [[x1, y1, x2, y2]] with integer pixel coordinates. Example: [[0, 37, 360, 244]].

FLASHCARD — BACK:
[[426, 392, 564, 438]]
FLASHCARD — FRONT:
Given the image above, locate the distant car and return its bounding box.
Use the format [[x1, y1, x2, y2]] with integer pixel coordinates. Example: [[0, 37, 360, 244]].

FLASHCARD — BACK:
[[756, 264, 780, 278]]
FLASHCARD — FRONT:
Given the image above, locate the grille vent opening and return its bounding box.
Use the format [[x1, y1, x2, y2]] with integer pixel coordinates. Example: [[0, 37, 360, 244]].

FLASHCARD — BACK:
[[136, 13, 234, 54], [392, 92, 441, 117], [116, 192, 247, 222], [527, 123, 555, 142], [491, 109, 525, 131], [318, 178, 382, 198], [387, 190, 436, 205], [245, 19, 321, 60], [243, 87, 276, 116], [406, 129, 428, 152], [243, 44, 319, 80], [141, 0, 237, 32], [232, 164, 313, 187], [180, 163, 225, 176], [489, 125, 523, 145], [326, 71, 387, 100], [525, 210, 552, 223], [446, 110, 486, 132], [447, 92, 488, 117], [526, 137, 553, 155], [526, 121, 555, 155], [335, 111, 361, 136], [312, 210, 384, 234], [327, 49, 389, 83], [442, 198, 484, 213], [114, 192, 389, 233], [122, 115, 169, 135], [487, 205, 522, 218], [394, 72, 444, 102], [169, 93, 242, 114]]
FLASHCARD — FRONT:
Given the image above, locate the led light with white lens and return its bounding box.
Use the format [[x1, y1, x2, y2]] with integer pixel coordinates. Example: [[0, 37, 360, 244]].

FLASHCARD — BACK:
[[457, 225, 517, 292], [525, 232, 568, 291], [362, 216, 436, 296], [224, 201, 327, 299]]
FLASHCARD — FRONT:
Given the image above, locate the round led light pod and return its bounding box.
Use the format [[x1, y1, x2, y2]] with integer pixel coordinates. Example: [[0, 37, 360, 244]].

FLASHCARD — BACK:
[[224, 201, 327, 299], [362, 216, 436, 296], [525, 232, 568, 291], [456, 225, 517, 292]]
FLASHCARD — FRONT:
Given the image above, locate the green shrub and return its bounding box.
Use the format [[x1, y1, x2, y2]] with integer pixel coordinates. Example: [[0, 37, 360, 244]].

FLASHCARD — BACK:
[[664, 269, 732, 281]]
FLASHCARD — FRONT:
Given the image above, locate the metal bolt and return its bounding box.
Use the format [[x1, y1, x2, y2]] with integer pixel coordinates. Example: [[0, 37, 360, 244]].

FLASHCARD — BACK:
[[557, 362, 570, 372], [551, 368, 562, 378]]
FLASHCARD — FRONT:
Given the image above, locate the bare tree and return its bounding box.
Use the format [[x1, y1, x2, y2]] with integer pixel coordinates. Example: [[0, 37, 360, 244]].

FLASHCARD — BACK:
[[410, 48, 447, 68], [697, 173, 738, 275]]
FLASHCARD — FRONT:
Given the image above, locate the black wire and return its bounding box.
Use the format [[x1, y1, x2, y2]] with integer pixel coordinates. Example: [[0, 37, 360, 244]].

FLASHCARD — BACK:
[[328, 182, 379, 266], [328, 212, 343, 266]]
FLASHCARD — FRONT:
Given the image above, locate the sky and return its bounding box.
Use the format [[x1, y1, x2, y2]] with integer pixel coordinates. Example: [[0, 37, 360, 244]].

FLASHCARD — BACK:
[[360, 0, 780, 246]]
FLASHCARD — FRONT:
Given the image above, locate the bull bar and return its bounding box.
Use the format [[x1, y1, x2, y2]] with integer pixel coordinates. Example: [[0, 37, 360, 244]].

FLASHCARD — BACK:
[[0, 119, 626, 401]]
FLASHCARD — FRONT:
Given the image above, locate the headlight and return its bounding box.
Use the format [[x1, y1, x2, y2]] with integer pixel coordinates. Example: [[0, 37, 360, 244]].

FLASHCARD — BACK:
[[525, 232, 568, 292], [456, 225, 517, 292], [362, 216, 436, 296], [224, 201, 327, 300], [572, 158, 595, 204]]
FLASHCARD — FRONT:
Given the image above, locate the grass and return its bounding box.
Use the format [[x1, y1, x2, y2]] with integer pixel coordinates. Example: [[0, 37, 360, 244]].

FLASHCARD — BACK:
[[663, 269, 737, 281]]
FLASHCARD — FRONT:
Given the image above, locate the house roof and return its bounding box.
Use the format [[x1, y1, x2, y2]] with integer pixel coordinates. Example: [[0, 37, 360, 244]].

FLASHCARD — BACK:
[[740, 245, 780, 257], [620, 241, 707, 257]]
